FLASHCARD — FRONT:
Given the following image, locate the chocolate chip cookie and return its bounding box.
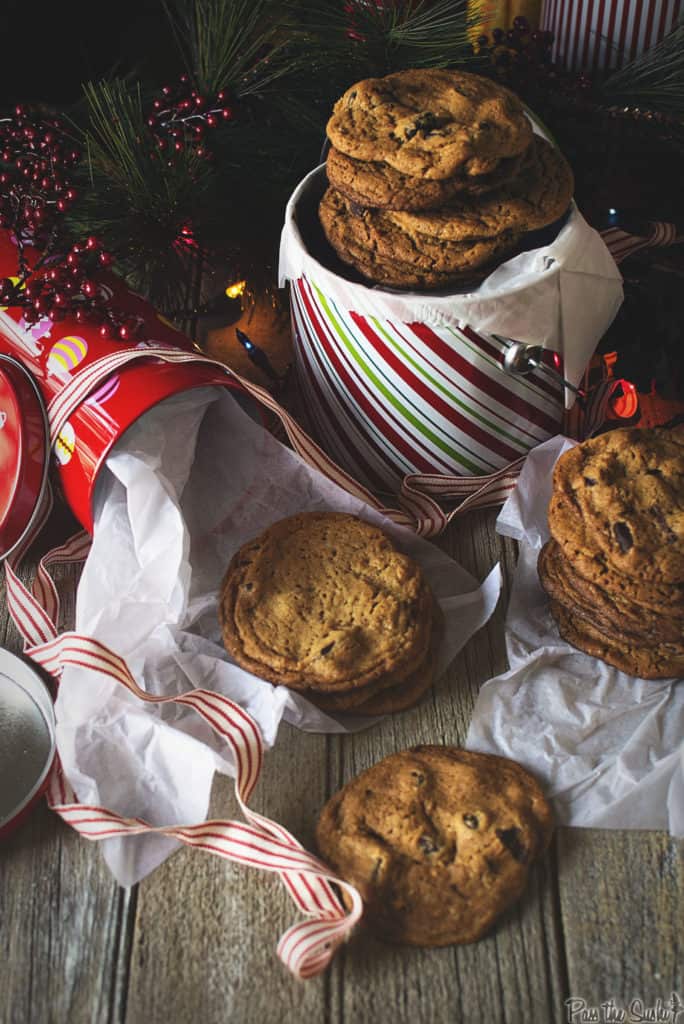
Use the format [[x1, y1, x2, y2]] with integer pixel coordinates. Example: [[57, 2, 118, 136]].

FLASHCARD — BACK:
[[219, 512, 434, 696], [325, 143, 531, 212], [319, 186, 522, 290], [547, 426, 684, 586], [316, 746, 553, 946], [389, 136, 573, 241], [538, 539, 684, 644], [327, 69, 533, 180], [550, 599, 684, 679], [309, 603, 444, 715]]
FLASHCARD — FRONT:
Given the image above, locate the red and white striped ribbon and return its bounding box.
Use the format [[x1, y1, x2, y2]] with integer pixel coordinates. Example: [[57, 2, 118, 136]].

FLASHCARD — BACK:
[[23, 630, 362, 979], [602, 221, 682, 265]]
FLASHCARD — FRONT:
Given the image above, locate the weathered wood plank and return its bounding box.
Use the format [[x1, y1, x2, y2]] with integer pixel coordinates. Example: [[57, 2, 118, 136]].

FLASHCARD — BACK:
[[0, 543, 132, 1024], [123, 728, 329, 1024], [558, 827, 684, 1012]]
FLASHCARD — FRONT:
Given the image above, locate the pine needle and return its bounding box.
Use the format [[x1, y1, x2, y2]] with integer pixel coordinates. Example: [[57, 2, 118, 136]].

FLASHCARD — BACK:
[[602, 23, 684, 117], [161, 0, 302, 97], [286, 0, 485, 76]]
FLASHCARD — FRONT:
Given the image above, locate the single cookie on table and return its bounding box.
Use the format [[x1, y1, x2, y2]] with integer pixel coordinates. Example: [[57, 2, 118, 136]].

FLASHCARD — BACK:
[[547, 426, 684, 587], [389, 136, 574, 242], [219, 512, 434, 698], [549, 599, 684, 679], [319, 186, 521, 290], [327, 69, 533, 180], [538, 539, 684, 644], [325, 143, 531, 212], [316, 746, 553, 946]]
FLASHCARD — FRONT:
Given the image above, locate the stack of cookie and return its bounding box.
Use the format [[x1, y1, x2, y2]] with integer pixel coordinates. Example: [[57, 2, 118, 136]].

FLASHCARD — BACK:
[[539, 426, 684, 679], [320, 68, 574, 291], [219, 511, 442, 715], [316, 746, 553, 946]]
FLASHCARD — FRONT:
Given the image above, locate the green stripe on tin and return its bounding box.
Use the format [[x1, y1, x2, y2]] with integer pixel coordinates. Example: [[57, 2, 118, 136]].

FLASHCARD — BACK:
[[370, 316, 529, 449], [313, 285, 483, 475]]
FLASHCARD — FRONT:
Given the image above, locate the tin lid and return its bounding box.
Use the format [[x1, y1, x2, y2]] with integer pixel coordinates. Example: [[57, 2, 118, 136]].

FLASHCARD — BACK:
[[0, 648, 56, 836], [0, 354, 50, 560]]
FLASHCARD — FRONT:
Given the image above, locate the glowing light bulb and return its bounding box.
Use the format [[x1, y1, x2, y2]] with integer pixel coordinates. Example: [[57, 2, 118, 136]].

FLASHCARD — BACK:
[[225, 279, 247, 300]]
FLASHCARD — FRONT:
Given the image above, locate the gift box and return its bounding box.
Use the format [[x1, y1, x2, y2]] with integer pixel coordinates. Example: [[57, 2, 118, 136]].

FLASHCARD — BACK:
[[279, 155, 624, 497]]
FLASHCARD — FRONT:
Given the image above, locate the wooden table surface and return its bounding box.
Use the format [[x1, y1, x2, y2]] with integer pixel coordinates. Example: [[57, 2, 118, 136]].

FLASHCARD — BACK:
[[1, 500, 682, 1024]]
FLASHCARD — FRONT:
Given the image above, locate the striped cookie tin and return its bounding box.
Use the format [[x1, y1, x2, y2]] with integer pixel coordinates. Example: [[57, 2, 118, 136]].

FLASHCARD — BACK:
[[290, 275, 564, 494]]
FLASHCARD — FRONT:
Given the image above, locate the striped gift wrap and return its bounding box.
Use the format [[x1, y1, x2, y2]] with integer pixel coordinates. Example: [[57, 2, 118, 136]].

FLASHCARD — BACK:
[[541, 0, 682, 71], [291, 276, 564, 495]]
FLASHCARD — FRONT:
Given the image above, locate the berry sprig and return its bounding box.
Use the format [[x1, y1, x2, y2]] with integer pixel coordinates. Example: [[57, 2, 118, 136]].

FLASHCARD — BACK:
[[0, 107, 148, 341], [476, 16, 555, 70], [0, 107, 81, 276], [0, 236, 146, 341], [147, 75, 234, 163]]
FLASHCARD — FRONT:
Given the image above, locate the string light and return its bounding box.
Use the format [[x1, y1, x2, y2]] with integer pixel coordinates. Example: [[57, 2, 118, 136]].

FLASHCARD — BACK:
[[225, 279, 247, 300]]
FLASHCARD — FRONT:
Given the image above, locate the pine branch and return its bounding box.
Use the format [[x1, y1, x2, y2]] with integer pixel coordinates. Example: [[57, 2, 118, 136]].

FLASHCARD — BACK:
[[601, 23, 684, 117], [161, 0, 302, 98], [67, 79, 217, 309], [287, 0, 486, 77]]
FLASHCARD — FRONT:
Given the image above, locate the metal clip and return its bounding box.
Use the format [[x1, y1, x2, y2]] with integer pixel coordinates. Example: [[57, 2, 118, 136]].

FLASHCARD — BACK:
[[493, 336, 585, 398]]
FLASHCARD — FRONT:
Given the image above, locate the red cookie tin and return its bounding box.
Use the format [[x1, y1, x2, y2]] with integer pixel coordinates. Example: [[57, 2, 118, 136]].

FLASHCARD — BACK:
[[0, 648, 56, 839], [0, 228, 246, 533]]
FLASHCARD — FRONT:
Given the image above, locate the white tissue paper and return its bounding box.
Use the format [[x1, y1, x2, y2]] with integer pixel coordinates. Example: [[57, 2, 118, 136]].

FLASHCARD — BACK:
[[466, 434, 684, 836], [279, 165, 624, 409], [55, 385, 502, 886]]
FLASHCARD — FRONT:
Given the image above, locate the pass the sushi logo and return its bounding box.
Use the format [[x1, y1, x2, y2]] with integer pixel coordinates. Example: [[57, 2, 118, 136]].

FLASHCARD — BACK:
[[47, 336, 88, 379]]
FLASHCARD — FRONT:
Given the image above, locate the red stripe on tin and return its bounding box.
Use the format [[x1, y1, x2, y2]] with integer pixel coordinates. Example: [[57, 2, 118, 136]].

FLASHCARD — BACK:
[[297, 325, 392, 491], [591, 0, 608, 71], [409, 323, 560, 435], [351, 313, 523, 465], [390, 321, 550, 445]]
